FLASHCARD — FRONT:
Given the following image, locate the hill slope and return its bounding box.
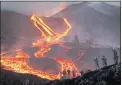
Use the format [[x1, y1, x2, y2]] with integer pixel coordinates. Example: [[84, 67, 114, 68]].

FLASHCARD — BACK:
[[1, 10, 67, 52], [53, 2, 120, 48], [1, 63, 120, 85]]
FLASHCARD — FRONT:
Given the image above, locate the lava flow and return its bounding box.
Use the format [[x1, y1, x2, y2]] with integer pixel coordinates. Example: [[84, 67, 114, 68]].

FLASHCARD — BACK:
[[1, 50, 59, 80], [1, 15, 81, 80], [53, 57, 81, 78], [1, 50, 81, 80], [31, 15, 71, 58], [77, 50, 87, 60]]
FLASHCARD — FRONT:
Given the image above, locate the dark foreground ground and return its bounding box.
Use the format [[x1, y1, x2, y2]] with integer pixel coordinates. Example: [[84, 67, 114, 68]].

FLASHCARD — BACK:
[[0, 63, 120, 85]]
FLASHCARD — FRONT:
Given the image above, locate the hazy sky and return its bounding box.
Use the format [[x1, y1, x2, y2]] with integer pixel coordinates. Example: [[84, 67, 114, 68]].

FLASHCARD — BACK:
[[1, 2, 120, 16]]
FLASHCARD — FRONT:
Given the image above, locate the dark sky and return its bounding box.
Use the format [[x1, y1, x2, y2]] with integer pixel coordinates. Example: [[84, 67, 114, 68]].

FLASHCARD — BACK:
[[1, 2, 120, 17]]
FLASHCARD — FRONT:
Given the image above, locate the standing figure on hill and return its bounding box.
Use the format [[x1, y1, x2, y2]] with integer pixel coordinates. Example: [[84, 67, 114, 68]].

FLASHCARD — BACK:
[[67, 69, 71, 78], [94, 57, 99, 70], [72, 70, 76, 78], [101, 56, 107, 67], [62, 69, 67, 79], [112, 48, 119, 64], [80, 70, 84, 75]]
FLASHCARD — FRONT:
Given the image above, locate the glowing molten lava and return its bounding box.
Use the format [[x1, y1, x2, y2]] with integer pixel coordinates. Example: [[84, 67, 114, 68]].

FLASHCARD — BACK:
[[1, 51, 80, 80], [31, 15, 71, 42], [77, 50, 87, 60], [1, 51, 59, 80], [53, 58, 81, 78], [1, 15, 81, 80], [31, 15, 71, 57]]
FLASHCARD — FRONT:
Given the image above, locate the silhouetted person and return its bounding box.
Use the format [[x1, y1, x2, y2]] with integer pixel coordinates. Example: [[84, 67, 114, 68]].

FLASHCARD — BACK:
[[67, 69, 71, 78], [112, 48, 119, 64], [101, 56, 107, 67], [63, 69, 66, 76], [81, 70, 84, 75], [62, 69, 67, 78], [94, 57, 99, 69], [72, 70, 76, 78], [112, 48, 117, 56]]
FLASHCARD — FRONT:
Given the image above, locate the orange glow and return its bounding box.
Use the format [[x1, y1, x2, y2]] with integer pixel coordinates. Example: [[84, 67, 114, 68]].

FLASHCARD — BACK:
[[31, 15, 71, 42], [31, 15, 71, 58], [53, 57, 81, 78], [1, 51, 59, 80], [77, 50, 87, 60], [60, 2, 66, 11], [34, 47, 51, 58], [1, 51, 80, 80], [0, 14, 81, 80]]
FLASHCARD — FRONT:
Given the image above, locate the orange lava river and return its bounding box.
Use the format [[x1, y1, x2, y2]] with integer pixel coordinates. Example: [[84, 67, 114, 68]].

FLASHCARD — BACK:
[[1, 15, 81, 80]]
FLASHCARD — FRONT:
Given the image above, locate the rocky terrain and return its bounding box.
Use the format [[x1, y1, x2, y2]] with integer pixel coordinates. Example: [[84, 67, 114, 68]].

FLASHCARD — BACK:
[[1, 63, 120, 85]]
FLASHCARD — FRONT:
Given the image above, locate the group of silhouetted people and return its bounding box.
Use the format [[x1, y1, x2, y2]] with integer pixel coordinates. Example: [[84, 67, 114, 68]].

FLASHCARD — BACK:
[[94, 48, 119, 70], [60, 48, 119, 80], [60, 69, 77, 79]]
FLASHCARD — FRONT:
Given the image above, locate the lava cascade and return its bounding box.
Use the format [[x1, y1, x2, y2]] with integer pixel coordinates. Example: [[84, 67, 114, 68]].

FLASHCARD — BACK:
[[31, 15, 71, 58], [1, 15, 82, 80]]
